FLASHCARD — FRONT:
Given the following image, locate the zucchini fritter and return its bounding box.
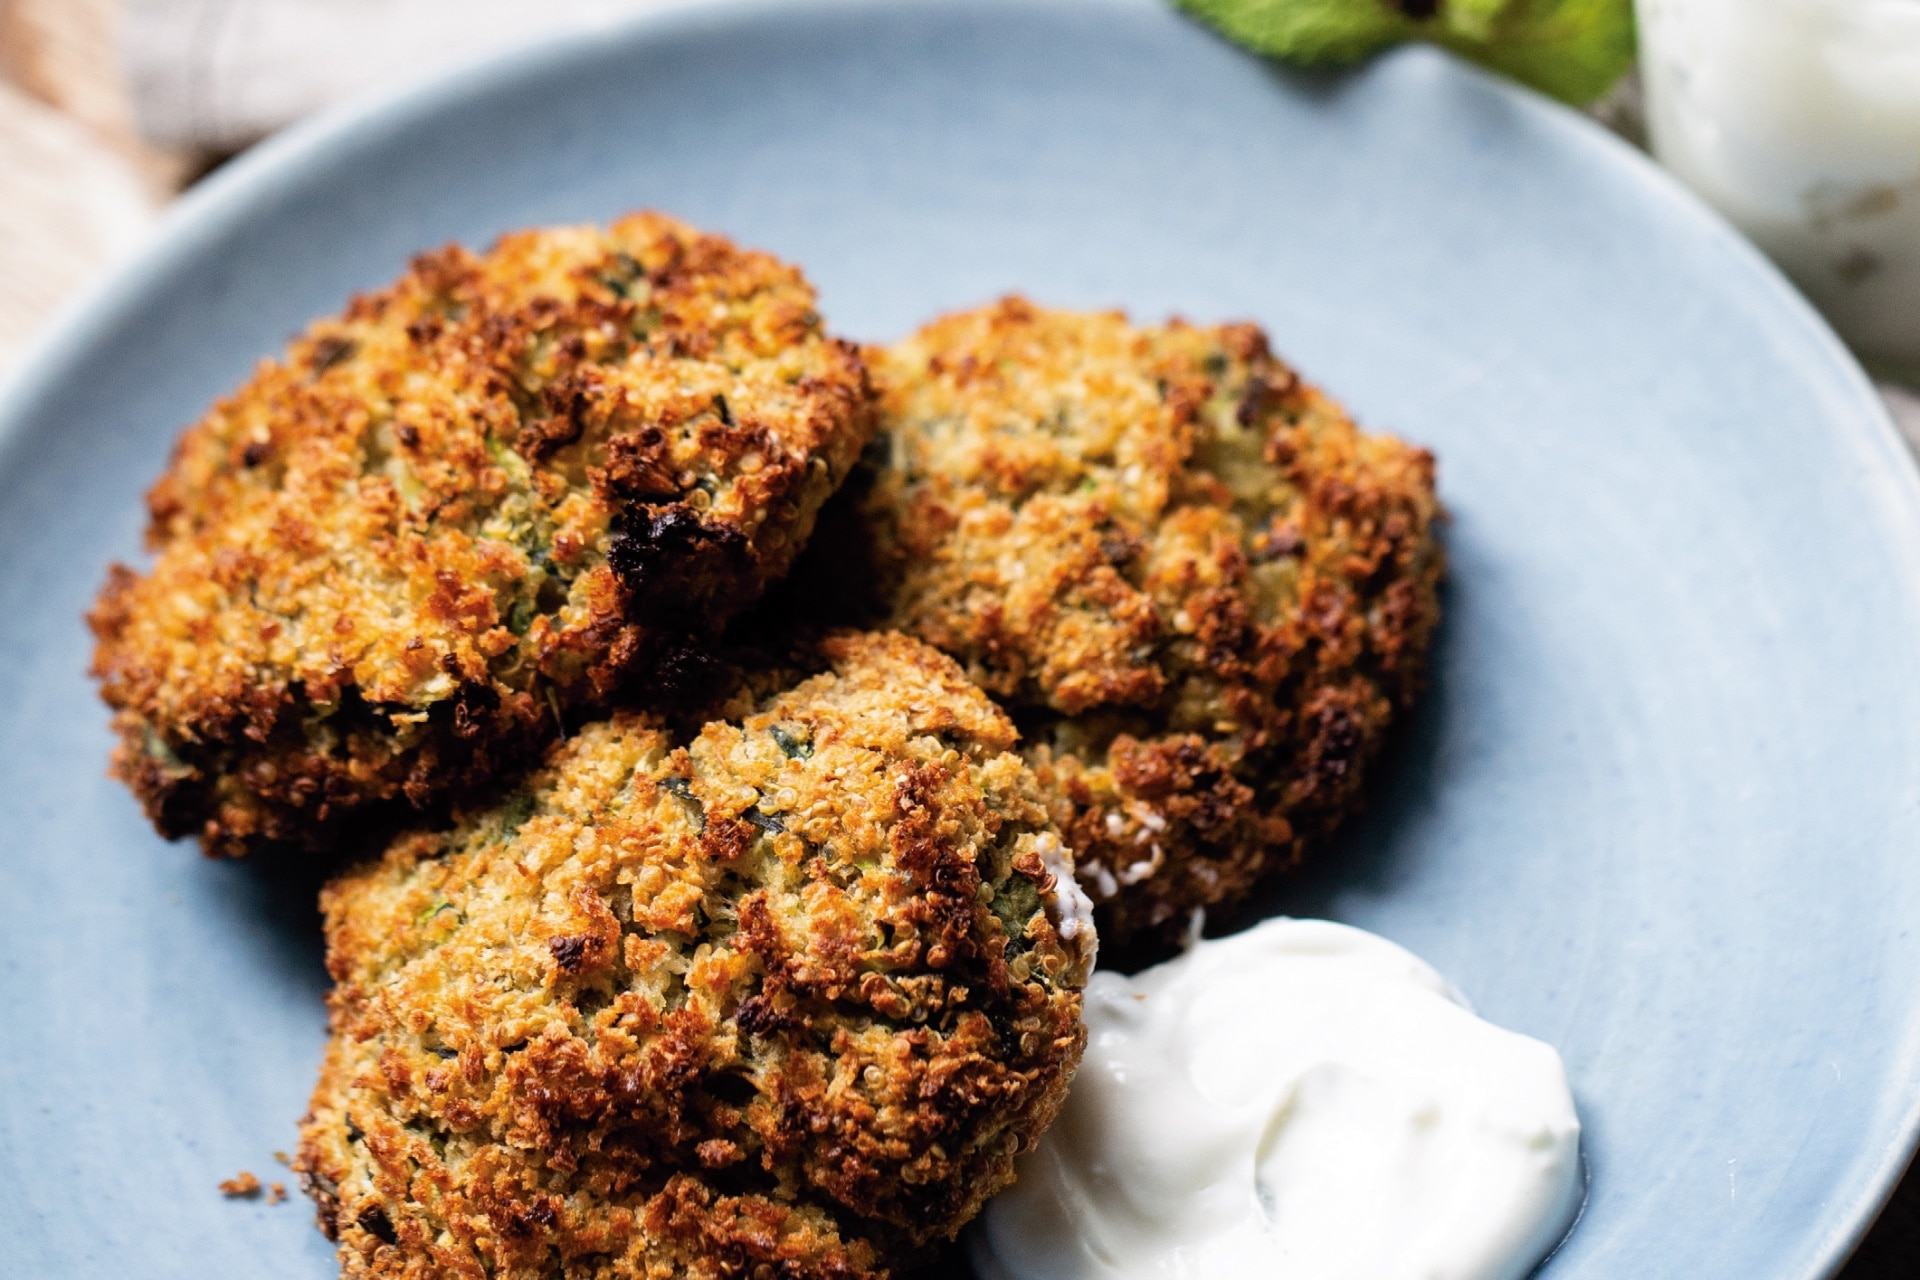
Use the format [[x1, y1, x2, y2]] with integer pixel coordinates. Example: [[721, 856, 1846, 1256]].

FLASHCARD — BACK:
[[89, 212, 874, 856], [861, 299, 1443, 945], [296, 631, 1094, 1280]]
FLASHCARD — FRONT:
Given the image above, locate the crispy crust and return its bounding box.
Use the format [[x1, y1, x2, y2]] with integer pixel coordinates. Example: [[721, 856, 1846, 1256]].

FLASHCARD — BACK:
[[296, 631, 1092, 1280], [88, 212, 875, 856], [859, 298, 1444, 945]]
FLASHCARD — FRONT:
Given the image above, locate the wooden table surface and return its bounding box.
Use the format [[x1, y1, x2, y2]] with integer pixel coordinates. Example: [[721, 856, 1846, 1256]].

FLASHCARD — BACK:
[[0, 2, 1914, 1275]]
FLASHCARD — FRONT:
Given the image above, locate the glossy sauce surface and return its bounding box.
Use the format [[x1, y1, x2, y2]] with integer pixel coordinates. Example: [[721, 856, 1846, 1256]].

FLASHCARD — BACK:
[[975, 919, 1583, 1280]]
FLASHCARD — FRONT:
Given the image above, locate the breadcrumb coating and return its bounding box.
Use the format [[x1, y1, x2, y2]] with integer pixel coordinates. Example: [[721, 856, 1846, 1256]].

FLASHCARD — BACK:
[[297, 631, 1092, 1280], [88, 212, 874, 856], [859, 299, 1443, 945]]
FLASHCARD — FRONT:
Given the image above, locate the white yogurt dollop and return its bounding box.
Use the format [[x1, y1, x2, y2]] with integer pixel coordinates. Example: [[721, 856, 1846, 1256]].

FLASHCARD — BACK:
[[974, 919, 1582, 1280]]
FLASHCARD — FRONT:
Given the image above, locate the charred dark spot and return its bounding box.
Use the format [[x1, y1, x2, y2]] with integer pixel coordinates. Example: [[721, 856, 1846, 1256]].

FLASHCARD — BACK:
[[548, 934, 591, 972], [616, 507, 710, 562], [241, 439, 273, 468], [700, 816, 754, 862], [734, 994, 789, 1037], [599, 426, 682, 500], [1254, 520, 1304, 562], [395, 423, 420, 449], [519, 377, 593, 461], [303, 1172, 341, 1240], [356, 1204, 398, 1246], [1236, 375, 1270, 427], [308, 336, 356, 375], [606, 508, 752, 610], [1097, 524, 1143, 567], [503, 1196, 559, 1238], [1312, 704, 1364, 777], [713, 393, 735, 427], [1265, 427, 1298, 468]]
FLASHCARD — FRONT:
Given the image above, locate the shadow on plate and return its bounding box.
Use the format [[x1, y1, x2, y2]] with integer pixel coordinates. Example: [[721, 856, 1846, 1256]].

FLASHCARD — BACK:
[[196, 822, 404, 1000]]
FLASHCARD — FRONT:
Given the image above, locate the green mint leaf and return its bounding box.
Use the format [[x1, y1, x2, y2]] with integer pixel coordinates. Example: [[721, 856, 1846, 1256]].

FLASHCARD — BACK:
[[1173, 0, 1416, 65], [1442, 0, 1507, 41], [1174, 0, 1635, 106], [1439, 0, 1637, 106]]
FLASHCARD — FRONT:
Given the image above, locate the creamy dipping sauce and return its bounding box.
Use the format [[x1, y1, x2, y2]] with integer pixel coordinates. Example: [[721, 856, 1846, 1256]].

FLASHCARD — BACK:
[[974, 919, 1583, 1280]]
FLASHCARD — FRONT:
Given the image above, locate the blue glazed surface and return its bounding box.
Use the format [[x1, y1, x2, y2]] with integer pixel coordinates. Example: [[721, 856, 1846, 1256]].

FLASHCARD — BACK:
[[2, 0, 1918, 1275]]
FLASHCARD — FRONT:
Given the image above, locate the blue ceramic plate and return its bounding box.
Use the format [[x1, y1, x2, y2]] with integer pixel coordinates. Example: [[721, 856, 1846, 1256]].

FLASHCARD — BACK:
[[3, 0, 1918, 1275]]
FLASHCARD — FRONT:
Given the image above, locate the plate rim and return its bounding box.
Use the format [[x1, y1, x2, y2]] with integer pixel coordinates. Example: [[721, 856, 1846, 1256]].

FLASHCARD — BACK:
[[2, 0, 1916, 1274]]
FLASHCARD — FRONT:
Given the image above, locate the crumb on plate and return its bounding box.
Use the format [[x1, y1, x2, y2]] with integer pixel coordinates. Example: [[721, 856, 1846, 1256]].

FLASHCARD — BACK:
[[219, 1171, 261, 1198]]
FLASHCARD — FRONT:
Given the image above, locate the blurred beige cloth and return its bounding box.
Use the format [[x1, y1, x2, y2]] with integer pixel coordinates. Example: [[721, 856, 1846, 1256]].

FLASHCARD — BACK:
[[122, 0, 671, 151], [0, 0, 162, 370], [0, 79, 152, 366]]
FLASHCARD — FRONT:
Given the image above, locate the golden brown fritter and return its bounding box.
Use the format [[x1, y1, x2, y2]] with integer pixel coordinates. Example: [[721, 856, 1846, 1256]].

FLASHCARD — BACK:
[[857, 298, 1443, 946], [88, 212, 874, 857], [296, 631, 1094, 1280]]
